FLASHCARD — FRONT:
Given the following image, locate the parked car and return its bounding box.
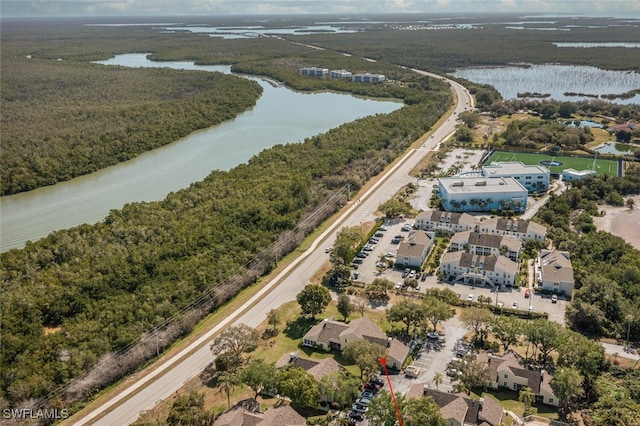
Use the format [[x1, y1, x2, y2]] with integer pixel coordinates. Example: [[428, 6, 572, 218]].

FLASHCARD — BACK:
[[349, 412, 364, 422], [374, 232, 384, 238], [353, 258, 363, 264], [370, 377, 385, 387], [356, 397, 372, 406], [378, 226, 387, 231], [408, 270, 416, 279], [551, 295, 558, 303], [361, 391, 375, 400], [352, 404, 368, 414], [524, 288, 530, 298], [467, 294, 474, 301], [512, 302, 519, 309], [405, 365, 420, 378]]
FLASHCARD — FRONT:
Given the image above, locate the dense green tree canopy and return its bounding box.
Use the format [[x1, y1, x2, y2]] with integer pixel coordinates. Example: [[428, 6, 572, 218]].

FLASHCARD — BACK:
[[296, 285, 332, 319]]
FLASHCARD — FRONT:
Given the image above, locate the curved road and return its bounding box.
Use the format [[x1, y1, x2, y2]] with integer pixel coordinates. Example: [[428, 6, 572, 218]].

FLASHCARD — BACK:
[[67, 72, 473, 426]]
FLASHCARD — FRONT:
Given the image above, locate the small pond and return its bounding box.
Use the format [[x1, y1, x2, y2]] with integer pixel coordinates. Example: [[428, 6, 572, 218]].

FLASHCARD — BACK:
[[596, 142, 639, 156]]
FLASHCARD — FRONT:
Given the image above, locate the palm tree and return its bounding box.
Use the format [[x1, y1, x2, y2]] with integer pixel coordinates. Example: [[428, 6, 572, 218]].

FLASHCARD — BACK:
[[267, 308, 280, 333], [519, 386, 535, 416], [432, 372, 444, 390], [218, 372, 237, 408]]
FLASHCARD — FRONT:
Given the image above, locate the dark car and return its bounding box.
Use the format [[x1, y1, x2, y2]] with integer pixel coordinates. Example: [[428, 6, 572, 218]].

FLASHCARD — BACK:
[[349, 412, 364, 422], [370, 377, 385, 387]]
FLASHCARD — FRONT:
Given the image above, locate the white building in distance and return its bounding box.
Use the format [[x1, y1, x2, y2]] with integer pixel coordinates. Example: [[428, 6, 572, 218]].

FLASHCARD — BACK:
[[562, 168, 596, 182], [299, 67, 328, 77], [482, 161, 550, 193], [352, 73, 386, 83], [329, 69, 352, 79], [437, 177, 528, 213]]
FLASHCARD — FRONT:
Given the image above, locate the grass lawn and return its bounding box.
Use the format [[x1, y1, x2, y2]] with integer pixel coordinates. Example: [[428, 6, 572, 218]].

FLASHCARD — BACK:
[[487, 150, 619, 177], [474, 389, 560, 420]]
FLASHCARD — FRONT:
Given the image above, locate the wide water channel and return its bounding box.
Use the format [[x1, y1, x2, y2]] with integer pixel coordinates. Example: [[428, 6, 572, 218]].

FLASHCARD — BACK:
[[0, 54, 402, 251]]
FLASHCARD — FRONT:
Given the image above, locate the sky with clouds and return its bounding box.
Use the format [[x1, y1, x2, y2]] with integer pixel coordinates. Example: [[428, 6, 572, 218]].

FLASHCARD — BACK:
[[2, 0, 639, 17]]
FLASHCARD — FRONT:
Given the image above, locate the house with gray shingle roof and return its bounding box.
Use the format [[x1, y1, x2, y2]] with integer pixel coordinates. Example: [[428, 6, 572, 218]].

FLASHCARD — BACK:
[[538, 249, 574, 297], [449, 231, 523, 262], [405, 385, 504, 426], [476, 217, 547, 242], [301, 317, 409, 370], [396, 230, 435, 268], [414, 210, 477, 235], [440, 251, 518, 289], [214, 399, 307, 426], [477, 351, 558, 407], [275, 352, 343, 381]]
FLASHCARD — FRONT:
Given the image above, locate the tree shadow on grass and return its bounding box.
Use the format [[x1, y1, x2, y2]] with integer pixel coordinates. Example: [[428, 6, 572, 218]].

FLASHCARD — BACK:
[[284, 316, 317, 340]]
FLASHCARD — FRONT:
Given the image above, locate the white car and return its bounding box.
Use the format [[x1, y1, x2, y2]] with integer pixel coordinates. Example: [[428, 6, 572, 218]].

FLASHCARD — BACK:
[[512, 302, 519, 309], [467, 294, 474, 301]]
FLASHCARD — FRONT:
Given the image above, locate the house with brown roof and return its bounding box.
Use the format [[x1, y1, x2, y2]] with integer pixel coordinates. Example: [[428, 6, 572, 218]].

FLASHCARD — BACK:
[[538, 249, 574, 297], [396, 230, 435, 268], [440, 251, 518, 289], [301, 317, 409, 370], [214, 399, 307, 426], [476, 217, 547, 243], [449, 231, 523, 262], [414, 210, 477, 235], [405, 385, 504, 426], [478, 351, 558, 407], [275, 352, 343, 381]]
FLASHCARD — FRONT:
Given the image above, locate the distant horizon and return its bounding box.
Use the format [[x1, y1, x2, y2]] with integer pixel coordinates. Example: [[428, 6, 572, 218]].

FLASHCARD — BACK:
[[1, 0, 639, 19]]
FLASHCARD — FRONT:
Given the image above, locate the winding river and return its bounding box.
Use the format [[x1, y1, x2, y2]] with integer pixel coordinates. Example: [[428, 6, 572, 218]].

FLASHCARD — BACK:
[[0, 54, 402, 251]]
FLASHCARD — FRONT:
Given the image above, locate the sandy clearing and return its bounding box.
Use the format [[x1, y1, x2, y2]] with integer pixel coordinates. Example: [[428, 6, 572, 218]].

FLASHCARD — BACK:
[[592, 195, 640, 250]]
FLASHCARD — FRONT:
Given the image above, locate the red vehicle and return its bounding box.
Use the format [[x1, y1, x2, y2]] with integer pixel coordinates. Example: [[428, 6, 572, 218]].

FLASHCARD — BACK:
[[524, 288, 530, 298]]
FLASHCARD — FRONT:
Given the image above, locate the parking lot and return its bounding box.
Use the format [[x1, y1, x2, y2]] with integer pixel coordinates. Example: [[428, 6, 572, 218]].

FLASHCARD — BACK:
[[351, 219, 567, 325]]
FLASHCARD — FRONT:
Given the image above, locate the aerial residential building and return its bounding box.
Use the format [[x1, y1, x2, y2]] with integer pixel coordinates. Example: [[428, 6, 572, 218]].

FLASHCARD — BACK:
[[482, 161, 550, 193], [396, 230, 435, 268], [562, 168, 596, 181], [538, 249, 574, 297], [275, 352, 343, 381], [214, 398, 306, 426], [478, 351, 558, 407], [476, 217, 547, 242], [414, 210, 476, 235], [440, 251, 518, 289], [299, 67, 329, 77], [352, 73, 386, 83], [449, 231, 523, 262], [405, 385, 504, 426], [329, 69, 352, 79], [437, 177, 528, 213], [301, 317, 409, 370]]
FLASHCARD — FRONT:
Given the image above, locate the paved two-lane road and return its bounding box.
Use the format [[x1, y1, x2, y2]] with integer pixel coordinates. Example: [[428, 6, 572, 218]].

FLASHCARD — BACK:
[[68, 73, 473, 426]]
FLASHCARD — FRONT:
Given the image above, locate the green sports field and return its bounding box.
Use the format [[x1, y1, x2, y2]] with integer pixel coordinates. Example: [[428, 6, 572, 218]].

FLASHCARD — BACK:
[[486, 151, 619, 177]]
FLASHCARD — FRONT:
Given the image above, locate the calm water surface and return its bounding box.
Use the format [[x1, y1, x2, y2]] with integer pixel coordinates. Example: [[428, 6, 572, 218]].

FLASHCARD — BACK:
[[451, 64, 640, 104], [0, 54, 402, 251]]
